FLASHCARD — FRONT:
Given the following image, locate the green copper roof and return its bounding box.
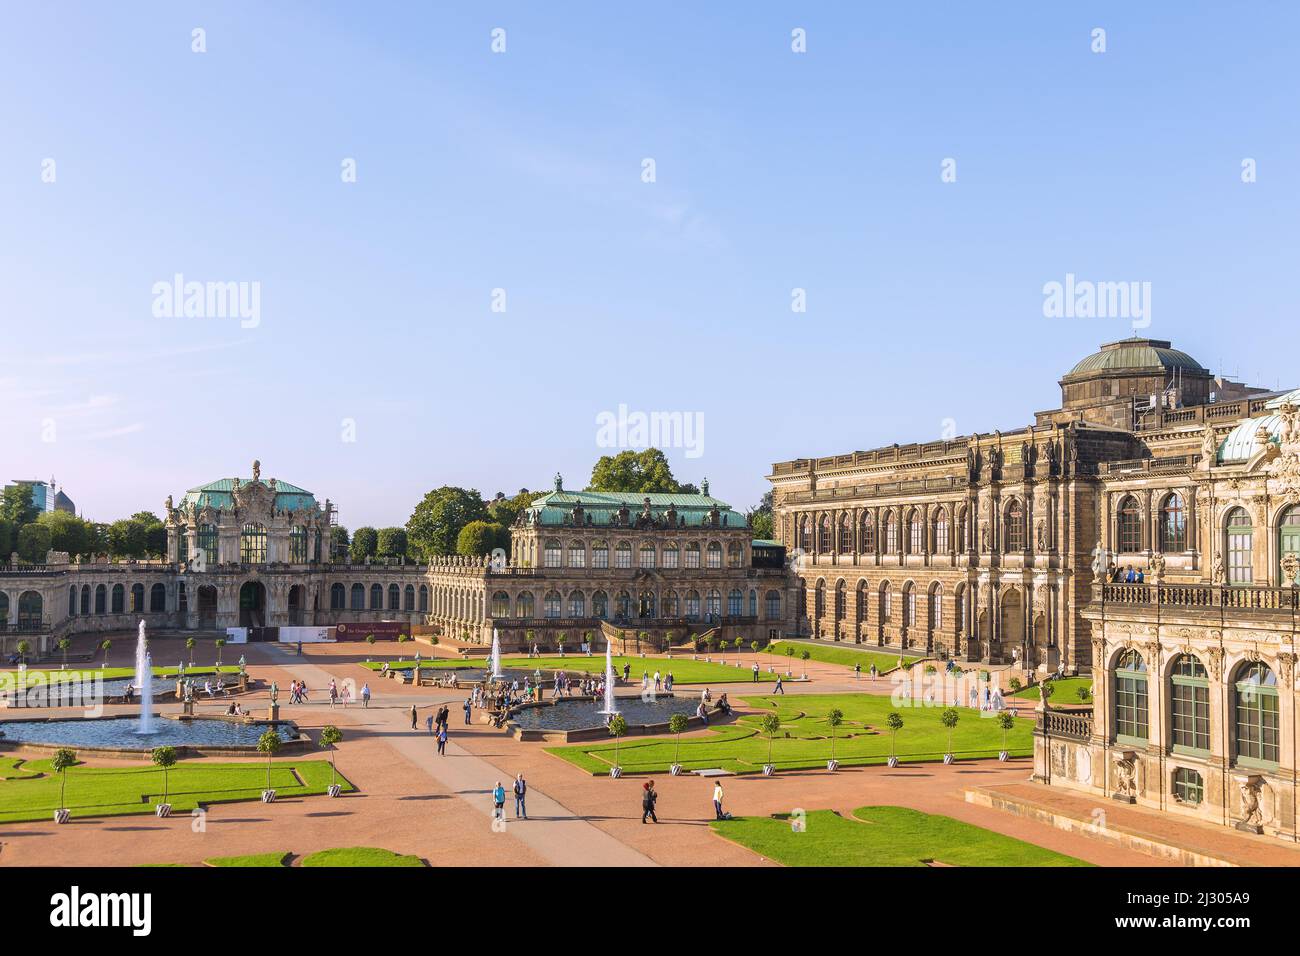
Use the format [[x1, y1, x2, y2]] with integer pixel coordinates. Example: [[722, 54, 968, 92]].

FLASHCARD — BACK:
[[181, 477, 318, 512], [526, 489, 744, 528], [1068, 338, 1206, 377], [1217, 388, 1300, 463]]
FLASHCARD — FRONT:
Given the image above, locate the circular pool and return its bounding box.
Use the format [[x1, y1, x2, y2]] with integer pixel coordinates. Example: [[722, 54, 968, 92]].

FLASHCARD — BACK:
[[0, 716, 298, 752], [509, 694, 698, 733]]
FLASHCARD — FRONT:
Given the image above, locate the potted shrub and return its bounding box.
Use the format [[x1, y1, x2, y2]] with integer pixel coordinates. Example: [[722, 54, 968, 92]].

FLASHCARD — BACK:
[[16, 640, 30, 668], [51, 747, 76, 823], [257, 729, 282, 802], [750, 640, 760, 656], [319, 725, 344, 796], [826, 708, 844, 771], [1076, 685, 1092, 704], [800, 649, 811, 679], [607, 714, 628, 778], [100, 639, 112, 668], [585, 631, 595, 656], [886, 711, 904, 767], [1008, 676, 1022, 693], [214, 638, 226, 667], [557, 632, 567, 657], [58, 638, 70, 668], [151, 745, 177, 816], [1040, 679, 1055, 707], [185, 637, 196, 667], [940, 707, 959, 764], [668, 712, 689, 775], [996, 710, 1015, 761], [761, 712, 781, 775]]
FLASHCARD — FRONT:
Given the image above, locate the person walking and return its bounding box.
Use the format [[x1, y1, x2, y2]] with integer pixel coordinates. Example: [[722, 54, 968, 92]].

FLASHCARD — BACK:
[[752, 662, 760, 683], [513, 773, 528, 819], [492, 781, 506, 821], [426, 713, 434, 734], [436, 725, 448, 755], [463, 696, 473, 725], [328, 680, 338, 709], [409, 704, 418, 730], [712, 780, 725, 820], [622, 662, 630, 682], [361, 683, 371, 708], [774, 674, 784, 695], [641, 780, 659, 824], [854, 662, 861, 680]]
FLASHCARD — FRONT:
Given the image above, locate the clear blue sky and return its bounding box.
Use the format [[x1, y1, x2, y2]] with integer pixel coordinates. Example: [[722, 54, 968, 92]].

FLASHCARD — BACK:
[[2, 2, 1296, 528]]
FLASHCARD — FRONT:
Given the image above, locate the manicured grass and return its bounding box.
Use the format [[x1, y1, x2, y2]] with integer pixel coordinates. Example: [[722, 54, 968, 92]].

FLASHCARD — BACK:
[[547, 691, 1031, 775], [1012, 677, 1093, 704], [0, 665, 241, 685], [765, 640, 920, 673], [711, 806, 1089, 867], [300, 846, 423, 867], [206, 851, 291, 867], [0, 759, 353, 823], [361, 659, 474, 671], [365, 654, 784, 684]]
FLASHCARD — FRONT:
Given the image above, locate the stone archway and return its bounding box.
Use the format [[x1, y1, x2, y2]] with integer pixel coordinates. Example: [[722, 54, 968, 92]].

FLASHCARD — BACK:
[[239, 581, 267, 628], [197, 586, 218, 629], [288, 585, 305, 626], [1000, 589, 1024, 665]]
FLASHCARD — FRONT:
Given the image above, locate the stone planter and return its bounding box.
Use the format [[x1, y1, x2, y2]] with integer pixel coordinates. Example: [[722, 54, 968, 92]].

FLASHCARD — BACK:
[[54, 808, 70, 824], [762, 764, 775, 776], [826, 759, 839, 771], [155, 803, 172, 818], [943, 753, 955, 765], [261, 789, 277, 803], [887, 755, 899, 768], [998, 751, 1009, 762], [670, 764, 683, 776], [327, 784, 342, 797], [609, 766, 622, 779]]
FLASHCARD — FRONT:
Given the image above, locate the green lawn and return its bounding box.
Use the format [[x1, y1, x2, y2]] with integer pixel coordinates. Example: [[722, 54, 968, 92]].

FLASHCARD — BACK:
[[1, 665, 242, 686], [206, 851, 292, 867], [300, 846, 423, 867], [765, 641, 921, 673], [711, 806, 1089, 867], [547, 691, 1030, 775], [364, 654, 786, 685], [1012, 677, 1093, 704], [0, 759, 353, 823]]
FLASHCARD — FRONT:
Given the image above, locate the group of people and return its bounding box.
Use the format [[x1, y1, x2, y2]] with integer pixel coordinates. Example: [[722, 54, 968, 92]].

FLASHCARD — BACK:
[[639, 670, 675, 693], [1111, 565, 1147, 583], [411, 702, 452, 753]]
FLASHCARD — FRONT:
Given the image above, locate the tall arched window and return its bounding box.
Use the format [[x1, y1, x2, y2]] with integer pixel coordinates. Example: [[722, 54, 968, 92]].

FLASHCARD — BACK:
[[290, 525, 308, 563], [198, 524, 218, 565], [955, 584, 967, 633], [131, 583, 144, 613], [902, 582, 916, 626], [592, 540, 609, 569], [749, 589, 757, 617], [1159, 493, 1186, 552], [663, 590, 679, 616], [110, 584, 125, 614], [957, 506, 969, 550], [839, 515, 853, 553], [515, 592, 535, 618], [880, 582, 892, 622], [706, 542, 722, 569], [1234, 662, 1279, 766], [727, 542, 743, 568], [404, 585, 415, 611], [662, 543, 679, 569], [639, 544, 656, 569], [705, 588, 722, 618], [934, 509, 949, 553], [491, 591, 510, 616], [68, 586, 77, 616], [81, 585, 90, 615], [685, 542, 701, 569], [543, 590, 562, 619], [765, 590, 782, 619], [860, 512, 876, 553], [885, 513, 898, 554], [814, 581, 826, 620], [1170, 654, 1209, 755], [834, 580, 846, 622], [567, 540, 585, 567], [1005, 500, 1026, 552], [17, 591, 41, 629], [1113, 649, 1149, 744], [241, 523, 267, 564], [543, 539, 562, 568], [150, 583, 166, 612], [908, 511, 922, 554], [388, 584, 400, 610], [370, 584, 383, 609], [684, 590, 701, 619], [1279, 506, 1300, 585], [567, 590, 586, 618], [615, 542, 633, 569], [350, 583, 365, 610], [856, 580, 868, 627], [616, 590, 632, 617], [728, 589, 743, 616], [1117, 496, 1142, 553], [1226, 507, 1253, 584], [593, 591, 608, 619], [929, 583, 943, 631], [818, 515, 833, 554], [799, 517, 812, 553], [95, 584, 106, 615], [418, 585, 429, 612], [330, 583, 345, 609]]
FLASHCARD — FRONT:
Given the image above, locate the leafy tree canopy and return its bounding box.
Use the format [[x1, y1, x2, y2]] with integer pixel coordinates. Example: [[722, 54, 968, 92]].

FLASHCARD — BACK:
[[588, 449, 685, 494], [406, 486, 488, 558]]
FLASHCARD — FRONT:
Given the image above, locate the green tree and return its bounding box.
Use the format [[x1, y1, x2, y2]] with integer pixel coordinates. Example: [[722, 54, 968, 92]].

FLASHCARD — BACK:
[[100, 639, 112, 668], [588, 449, 682, 494], [151, 746, 178, 804], [668, 712, 690, 768], [130, 512, 168, 556], [16, 639, 31, 666], [257, 729, 283, 791], [748, 490, 775, 540], [35, 510, 93, 557], [214, 638, 226, 666], [0, 482, 38, 529], [826, 708, 844, 761], [996, 710, 1016, 752], [456, 520, 508, 557], [761, 712, 782, 767], [51, 748, 76, 812], [406, 486, 488, 558], [105, 519, 148, 558], [940, 707, 960, 755], [16, 523, 52, 562], [886, 711, 904, 758], [349, 527, 379, 561], [185, 637, 196, 666], [319, 725, 343, 788], [375, 527, 408, 558], [487, 489, 537, 529], [608, 714, 628, 769], [329, 526, 350, 559], [57, 638, 70, 667]]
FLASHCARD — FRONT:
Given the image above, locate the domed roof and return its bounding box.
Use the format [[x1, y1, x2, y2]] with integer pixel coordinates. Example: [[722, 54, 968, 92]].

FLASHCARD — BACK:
[[1216, 388, 1300, 463], [1067, 338, 1206, 377], [181, 476, 318, 512]]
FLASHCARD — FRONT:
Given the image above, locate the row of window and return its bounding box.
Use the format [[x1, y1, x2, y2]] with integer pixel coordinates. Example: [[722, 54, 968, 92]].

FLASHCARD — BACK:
[[329, 583, 429, 613], [539, 540, 744, 570], [0, 590, 43, 627], [488, 588, 781, 621], [178, 524, 321, 565], [68, 583, 167, 616], [1114, 493, 1188, 553], [807, 579, 978, 631], [1114, 651, 1279, 766]]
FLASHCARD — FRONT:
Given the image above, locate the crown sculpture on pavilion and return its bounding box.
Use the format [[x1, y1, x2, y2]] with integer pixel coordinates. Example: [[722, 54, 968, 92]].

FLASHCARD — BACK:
[[1269, 402, 1300, 504]]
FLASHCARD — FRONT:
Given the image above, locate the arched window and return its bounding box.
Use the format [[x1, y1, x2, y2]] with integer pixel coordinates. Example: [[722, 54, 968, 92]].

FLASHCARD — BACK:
[[404, 585, 415, 611], [240, 523, 267, 564], [663, 590, 679, 616], [929, 583, 943, 631], [130, 583, 144, 613], [515, 592, 535, 618], [1226, 507, 1253, 584], [150, 583, 166, 612], [1279, 506, 1300, 585], [95, 584, 106, 615], [388, 584, 401, 610], [290, 525, 308, 563], [885, 513, 898, 554], [17, 591, 41, 629], [880, 582, 892, 622], [685, 542, 701, 569], [727, 542, 743, 568], [198, 524, 218, 565], [706, 542, 722, 569], [839, 515, 853, 553], [615, 542, 633, 569], [1114, 649, 1149, 744], [705, 589, 722, 618], [110, 584, 124, 614], [370, 584, 383, 610], [418, 585, 429, 612], [1117, 496, 1142, 553], [814, 581, 826, 619], [856, 580, 868, 625], [330, 583, 346, 609], [908, 511, 922, 554], [728, 589, 743, 616], [1005, 500, 1026, 552], [592, 540, 609, 569], [662, 543, 679, 569], [955, 584, 967, 633], [1234, 662, 1279, 766], [903, 582, 916, 626], [568, 590, 586, 618], [615, 590, 632, 618], [68, 586, 77, 616], [1170, 654, 1209, 754], [749, 588, 757, 617], [543, 539, 562, 568], [639, 590, 657, 618], [957, 507, 969, 550], [567, 540, 585, 567], [684, 589, 701, 619], [834, 580, 846, 621], [639, 544, 656, 569], [818, 515, 833, 554], [861, 511, 876, 553], [543, 590, 562, 619], [799, 517, 812, 553], [350, 583, 365, 610], [765, 590, 781, 619], [1159, 494, 1186, 552], [934, 510, 949, 553], [593, 591, 608, 619], [491, 591, 510, 616]]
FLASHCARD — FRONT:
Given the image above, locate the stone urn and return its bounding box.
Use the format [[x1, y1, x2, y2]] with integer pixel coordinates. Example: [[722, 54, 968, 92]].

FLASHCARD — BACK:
[[762, 764, 775, 776], [261, 789, 277, 803], [327, 784, 342, 798], [887, 755, 899, 768], [53, 808, 70, 824], [669, 764, 683, 776], [943, 753, 955, 765], [609, 766, 622, 779], [998, 750, 1010, 762], [155, 803, 172, 818], [826, 759, 839, 772]]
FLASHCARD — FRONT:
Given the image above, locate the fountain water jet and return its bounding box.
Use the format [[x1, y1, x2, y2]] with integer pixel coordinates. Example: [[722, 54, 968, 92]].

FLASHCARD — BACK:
[[488, 628, 504, 680], [596, 641, 619, 717], [135, 620, 154, 735]]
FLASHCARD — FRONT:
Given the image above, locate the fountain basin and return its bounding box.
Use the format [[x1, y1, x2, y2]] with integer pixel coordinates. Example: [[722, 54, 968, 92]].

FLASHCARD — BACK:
[[504, 694, 713, 743], [0, 715, 310, 759]]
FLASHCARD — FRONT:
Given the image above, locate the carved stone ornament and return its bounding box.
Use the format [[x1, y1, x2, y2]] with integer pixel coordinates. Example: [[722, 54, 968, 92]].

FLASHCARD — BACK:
[[1113, 752, 1138, 800]]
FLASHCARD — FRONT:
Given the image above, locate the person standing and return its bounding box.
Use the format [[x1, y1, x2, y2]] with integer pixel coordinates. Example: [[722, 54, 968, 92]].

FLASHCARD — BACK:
[[463, 696, 473, 724], [361, 683, 371, 708], [492, 781, 506, 821], [854, 662, 861, 680], [329, 680, 338, 709], [641, 780, 659, 824], [513, 773, 528, 819], [436, 725, 448, 755], [622, 661, 630, 682], [409, 704, 418, 729], [752, 662, 760, 683], [712, 780, 725, 820]]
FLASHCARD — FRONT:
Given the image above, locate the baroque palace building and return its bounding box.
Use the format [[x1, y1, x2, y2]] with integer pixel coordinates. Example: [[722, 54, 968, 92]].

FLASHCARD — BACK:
[[769, 336, 1300, 840], [0, 466, 791, 655]]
